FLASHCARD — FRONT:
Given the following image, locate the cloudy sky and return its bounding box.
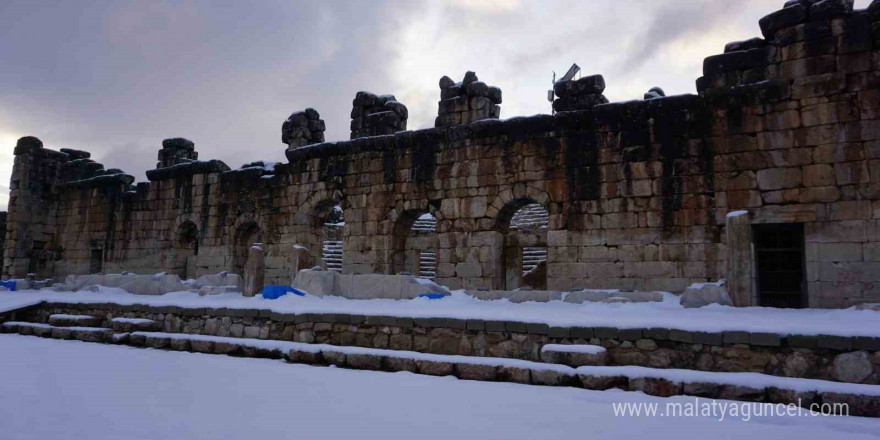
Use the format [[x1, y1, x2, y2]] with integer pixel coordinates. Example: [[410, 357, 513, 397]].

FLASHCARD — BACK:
[[0, 0, 872, 210]]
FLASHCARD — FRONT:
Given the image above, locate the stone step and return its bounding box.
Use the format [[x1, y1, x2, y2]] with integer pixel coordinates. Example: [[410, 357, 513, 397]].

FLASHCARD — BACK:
[[57, 330, 880, 417], [1, 321, 114, 343], [47, 314, 102, 327], [110, 317, 160, 332], [540, 344, 607, 367]]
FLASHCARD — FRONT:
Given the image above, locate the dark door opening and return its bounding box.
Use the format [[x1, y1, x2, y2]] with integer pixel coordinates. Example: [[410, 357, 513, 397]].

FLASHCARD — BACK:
[[753, 223, 806, 308], [89, 249, 103, 274]]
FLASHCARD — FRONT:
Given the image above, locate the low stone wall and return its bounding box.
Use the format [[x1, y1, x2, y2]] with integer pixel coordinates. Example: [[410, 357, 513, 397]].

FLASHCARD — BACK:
[[12, 301, 880, 384]]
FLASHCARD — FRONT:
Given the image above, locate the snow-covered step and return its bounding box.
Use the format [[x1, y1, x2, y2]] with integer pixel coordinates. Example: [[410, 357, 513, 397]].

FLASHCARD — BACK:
[[110, 317, 160, 332], [322, 239, 343, 273], [116, 331, 880, 417], [1, 321, 114, 343], [419, 250, 437, 280], [48, 314, 102, 327], [412, 214, 437, 234], [510, 204, 549, 230], [522, 247, 547, 274]]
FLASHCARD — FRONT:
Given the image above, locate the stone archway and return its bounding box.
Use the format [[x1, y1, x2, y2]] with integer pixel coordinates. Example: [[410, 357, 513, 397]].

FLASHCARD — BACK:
[[293, 189, 346, 271], [496, 198, 549, 290], [232, 221, 262, 276], [391, 209, 438, 279]]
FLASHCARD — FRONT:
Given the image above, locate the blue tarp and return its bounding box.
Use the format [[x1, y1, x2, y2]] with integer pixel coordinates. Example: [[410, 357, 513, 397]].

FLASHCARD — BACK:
[[0, 280, 15, 291], [260, 285, 306, 300], [417, 293, 446, 300]]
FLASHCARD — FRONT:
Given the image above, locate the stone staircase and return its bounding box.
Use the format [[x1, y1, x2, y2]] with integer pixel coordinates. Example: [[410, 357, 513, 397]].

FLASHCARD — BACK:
[[2, 303, 878, 417], [419, 250, 436, 280], [322, 240, 343, 272], [510, 203, 548, 230], [522, 247, 547, 275], [413, 214, 437, 280], [412, 215, 437, 234]]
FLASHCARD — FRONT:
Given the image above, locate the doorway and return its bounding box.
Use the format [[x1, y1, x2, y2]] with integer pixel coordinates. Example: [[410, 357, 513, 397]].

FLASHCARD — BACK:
[[753, 223, 806, 308]]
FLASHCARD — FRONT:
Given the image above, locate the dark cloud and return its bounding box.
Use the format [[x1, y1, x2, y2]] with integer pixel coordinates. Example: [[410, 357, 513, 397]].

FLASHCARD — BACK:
[[0, 0, 424, 180], [613, 0, 742, 75]]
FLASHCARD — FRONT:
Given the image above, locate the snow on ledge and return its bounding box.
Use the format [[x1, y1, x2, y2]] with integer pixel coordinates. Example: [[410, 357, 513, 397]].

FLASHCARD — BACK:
[[541, 344, 606, 355], [2, 287, 879, 338], [575, 365, 880, 397], [129, 331, 880, 398], [49, 314, 97, 321], [110, 317, 156, 325], [726, 210, 748, 218]]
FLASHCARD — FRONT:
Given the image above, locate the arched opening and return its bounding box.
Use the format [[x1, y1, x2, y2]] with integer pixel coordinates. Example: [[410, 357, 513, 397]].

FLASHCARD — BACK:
[[498, 200, 548, 290], [321, 204, 344, 272], [175, 221, 199, 279], [233, 222, 262, 276], [391, 211, 438, 279]]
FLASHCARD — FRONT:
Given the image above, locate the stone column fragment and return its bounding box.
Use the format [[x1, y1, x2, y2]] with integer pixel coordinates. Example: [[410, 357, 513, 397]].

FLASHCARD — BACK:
[[726, 211, 752, 307], [289, 245, 312, 285], [243, 245, 265, 297]]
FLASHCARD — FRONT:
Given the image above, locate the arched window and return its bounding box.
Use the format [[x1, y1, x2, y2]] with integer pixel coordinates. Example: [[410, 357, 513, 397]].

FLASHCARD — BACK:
[[233, 222, 262, 276], [500, 201, 548, 290], [391, 210, 439, 280]]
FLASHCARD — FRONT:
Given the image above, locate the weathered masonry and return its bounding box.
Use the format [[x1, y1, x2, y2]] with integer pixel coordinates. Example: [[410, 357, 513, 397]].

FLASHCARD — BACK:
[[4, 1, 880, 308]]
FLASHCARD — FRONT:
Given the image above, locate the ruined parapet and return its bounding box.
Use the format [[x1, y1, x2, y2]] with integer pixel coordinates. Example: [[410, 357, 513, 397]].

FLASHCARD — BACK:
[[57, 148, 135, 189], [282, 108, 325, 149], [5, 137, 68, 277], [552, 74, 608, 112], [350, 92, 408, 139], [157, 138, 198, 169], [697, 0, 870, 93], [435, 71, 502, 127]]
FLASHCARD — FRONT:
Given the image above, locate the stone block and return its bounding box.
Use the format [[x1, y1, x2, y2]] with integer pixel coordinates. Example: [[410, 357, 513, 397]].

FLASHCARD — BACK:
[[629, 377, 682, 398], [802, 164, 836, 187], [723, 331, 750, 345], [455, 363, 497, 381], [416, 359, 454, 376], [594, 327, 618, 339], [347, 353, 384, 371], [757, 167, 802, 190], [617, 328, 643, 341], [526, 323, 549, 335], [498, 366, 531, 384], [693, 331, 723, 346], [786, 334, 819, 349], [669, 329, 694, 343], [530, 369, 574, 386], [750, 332, 781, 347], [643, 328, 670, 340], [548, 326, 570, 339], [818, 334, 852, 350]]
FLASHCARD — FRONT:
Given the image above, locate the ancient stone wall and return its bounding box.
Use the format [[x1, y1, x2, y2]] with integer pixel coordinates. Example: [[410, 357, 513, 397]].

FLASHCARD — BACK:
[[4, 1, 880, 307], [12, 301, 880, 385]]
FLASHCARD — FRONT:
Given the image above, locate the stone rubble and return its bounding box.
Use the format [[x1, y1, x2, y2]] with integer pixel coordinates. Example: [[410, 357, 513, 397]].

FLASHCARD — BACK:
[[435, 71, 502, 127], [552, 74, 608, 112], [281, 108, 325, 148], [350, 92, 408, 139]]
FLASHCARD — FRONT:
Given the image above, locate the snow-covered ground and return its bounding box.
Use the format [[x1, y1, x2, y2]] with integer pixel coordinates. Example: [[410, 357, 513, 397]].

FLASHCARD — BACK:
[[2, 286, 879, 337], [1, 335, 878, 440]]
